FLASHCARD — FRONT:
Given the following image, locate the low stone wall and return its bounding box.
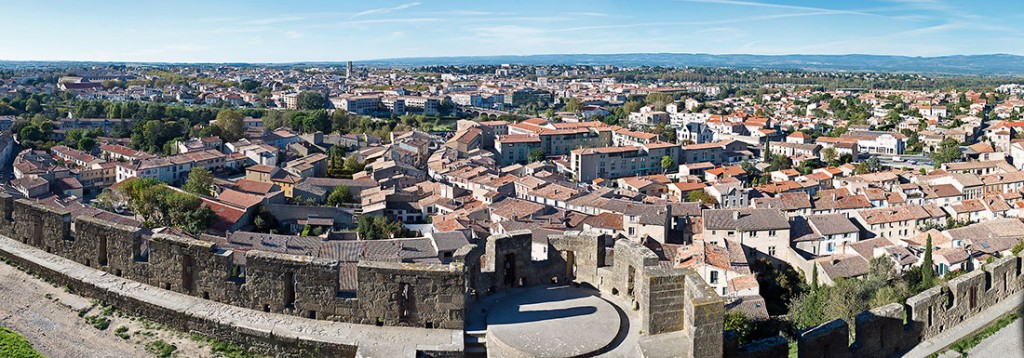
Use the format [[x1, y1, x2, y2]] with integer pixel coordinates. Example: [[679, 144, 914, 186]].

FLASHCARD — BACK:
[[787, 251, 1024, 358]]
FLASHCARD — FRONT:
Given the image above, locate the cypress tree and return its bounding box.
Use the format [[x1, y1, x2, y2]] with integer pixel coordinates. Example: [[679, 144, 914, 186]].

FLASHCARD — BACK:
[[811, 264, 819, 292], [922, 234, 934, 287]]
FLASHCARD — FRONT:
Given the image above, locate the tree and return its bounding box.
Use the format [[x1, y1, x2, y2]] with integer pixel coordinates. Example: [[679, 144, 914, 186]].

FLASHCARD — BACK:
[[821, 147, 838, 166], [183, 206, 215, 234], [922, 234, 934, 287], [855, 157, 881, 174], [357, 216, 391, 241], [215, 109, 245, 142], [528, 149, 545, 163], [301, 110, 331, 133], [77, 137, 97, 151], [327, 185, 354, 206], [252, 205, 279, 233], [767, 154, 792, 172], [930, 138, 962, 167], [125, 179, 169, 223], [739, 160, 759, 176], [564, 97, 584, 113], [797, 160, 822, 175], [686, 190, 718, 206], [724, 312, 753, 344], [621, 101, 642, 114], [183, 167, 214, 196], [264, 110, 287, 130], [660, 155, 675, 173], [343, 155, 365, 173], [297, 91, 325, 110], [18, 125, 42, 142], [811, 264, 819, 292]]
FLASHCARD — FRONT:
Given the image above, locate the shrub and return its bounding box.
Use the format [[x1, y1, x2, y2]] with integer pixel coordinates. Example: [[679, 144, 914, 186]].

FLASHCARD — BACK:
[[146, 340, 177, 358], [114, 326, 130, 340], [85, 315, 111, 330]]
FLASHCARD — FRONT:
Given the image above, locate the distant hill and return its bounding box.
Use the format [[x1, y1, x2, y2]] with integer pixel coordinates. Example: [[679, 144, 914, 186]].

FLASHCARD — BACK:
[[357, 53, 1024, 76]]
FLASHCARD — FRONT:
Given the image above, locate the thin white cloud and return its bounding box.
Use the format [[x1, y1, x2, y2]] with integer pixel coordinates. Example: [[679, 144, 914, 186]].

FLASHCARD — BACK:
[[547, 11, 852, 33], [351, 2, 421, 18], [317, 17, 443, 27], [779, 23, 964, 55], [680, 0, 878, 17], [240, 15, 305, 25], [428, 10, 512, 16], [569, 12, 611, 17]]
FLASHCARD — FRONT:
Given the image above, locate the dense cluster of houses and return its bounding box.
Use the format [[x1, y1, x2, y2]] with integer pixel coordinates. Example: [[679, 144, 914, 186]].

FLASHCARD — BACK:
[[8, 64, 1024, 321]]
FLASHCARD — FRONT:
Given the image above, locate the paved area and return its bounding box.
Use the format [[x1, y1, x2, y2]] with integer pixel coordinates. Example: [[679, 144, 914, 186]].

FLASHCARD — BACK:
[[485, 286, 621, 357], [0, 234, 463, 358], [0, 260, 154, 358], [905, 290, 1024, 358], [964, 315, 1023, 357]]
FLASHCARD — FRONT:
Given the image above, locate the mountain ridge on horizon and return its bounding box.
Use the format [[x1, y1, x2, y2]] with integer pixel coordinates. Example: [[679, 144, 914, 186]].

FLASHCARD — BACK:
[[5, 53, 1024, 76], [356, 52, 1024, 75]]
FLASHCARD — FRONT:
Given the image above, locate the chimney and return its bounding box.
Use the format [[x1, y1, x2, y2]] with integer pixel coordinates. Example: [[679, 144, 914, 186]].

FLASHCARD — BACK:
[[732, 211, 740, 220]]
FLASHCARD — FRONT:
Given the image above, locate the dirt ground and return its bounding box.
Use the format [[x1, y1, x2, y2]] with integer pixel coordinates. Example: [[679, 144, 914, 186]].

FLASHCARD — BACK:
[[0, 260, 228, 358]]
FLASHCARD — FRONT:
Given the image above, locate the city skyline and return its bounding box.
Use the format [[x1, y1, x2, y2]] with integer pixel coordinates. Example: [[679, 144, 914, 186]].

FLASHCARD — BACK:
[[4, 0, 1024, 63]]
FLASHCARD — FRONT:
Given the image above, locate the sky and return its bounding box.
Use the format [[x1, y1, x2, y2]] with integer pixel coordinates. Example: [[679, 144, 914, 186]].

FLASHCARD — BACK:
[[2, 0, 1023, 63]]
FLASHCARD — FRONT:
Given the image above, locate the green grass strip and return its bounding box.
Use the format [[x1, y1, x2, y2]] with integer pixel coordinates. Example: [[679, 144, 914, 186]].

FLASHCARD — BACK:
[[0, 325, 44, 358], [948, 311, 1021, 356]]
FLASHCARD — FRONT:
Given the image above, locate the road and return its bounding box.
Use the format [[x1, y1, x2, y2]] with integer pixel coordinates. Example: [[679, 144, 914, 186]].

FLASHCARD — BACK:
[[875, 154, 934, 171]]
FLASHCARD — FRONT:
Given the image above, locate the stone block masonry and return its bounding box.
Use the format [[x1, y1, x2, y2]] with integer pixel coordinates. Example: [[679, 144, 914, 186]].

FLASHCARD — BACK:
[[357, 261, 465, 329], [0, 233, 464, 357], [785, 251, 1024, 358], [0, 196, 466, 332]]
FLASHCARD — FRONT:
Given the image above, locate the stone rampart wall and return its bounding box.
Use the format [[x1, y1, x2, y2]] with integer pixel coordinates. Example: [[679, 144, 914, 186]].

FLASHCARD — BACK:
[[1, 196, 464, 331], [786, 251, 1024, 358]]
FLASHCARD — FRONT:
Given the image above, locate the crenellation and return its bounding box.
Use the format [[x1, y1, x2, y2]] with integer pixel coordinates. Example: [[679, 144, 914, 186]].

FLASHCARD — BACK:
[[9, 193, 1023, 357], [724, 333, 789, 358], [357, 260, 466, 329], [13, 199, 72, 255], [684, 272, 725, 358], [798, 319, 851, 358], [74, 216, 147, 278], [851, 303, 912, 357]]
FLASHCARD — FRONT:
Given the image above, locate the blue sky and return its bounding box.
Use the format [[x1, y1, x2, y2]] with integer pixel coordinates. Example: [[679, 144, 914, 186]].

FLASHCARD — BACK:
[[2, 0, 1022, 62]]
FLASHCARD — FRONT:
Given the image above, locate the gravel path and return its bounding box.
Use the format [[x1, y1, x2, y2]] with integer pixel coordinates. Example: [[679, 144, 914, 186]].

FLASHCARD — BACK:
[[0, 261, 211, 358], [967, 316, 1024, 357]]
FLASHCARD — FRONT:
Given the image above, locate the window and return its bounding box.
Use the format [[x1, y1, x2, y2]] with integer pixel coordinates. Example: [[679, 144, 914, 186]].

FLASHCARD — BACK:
[[827, 242, 835, 252], [769, 230, 777, 236], [768, 246, 777, 257], [710, 271, 719, 285], [727, 231, 734, 236], [628, 227, 636, 236]]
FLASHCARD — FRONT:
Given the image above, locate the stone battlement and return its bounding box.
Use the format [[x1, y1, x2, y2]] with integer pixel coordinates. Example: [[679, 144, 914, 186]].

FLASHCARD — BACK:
[[728, 250, 1024, 358], [0, 194, 803, 357], [0, 195, 465, 331]]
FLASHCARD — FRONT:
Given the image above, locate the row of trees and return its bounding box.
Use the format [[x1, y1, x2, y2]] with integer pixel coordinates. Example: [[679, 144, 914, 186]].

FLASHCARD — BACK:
[[356, 216, 415, 241], [100, 176, 215, 234], [789, 256, 935, 331]]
